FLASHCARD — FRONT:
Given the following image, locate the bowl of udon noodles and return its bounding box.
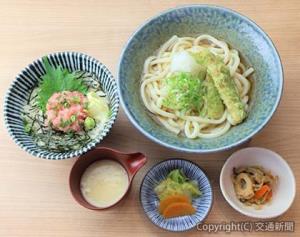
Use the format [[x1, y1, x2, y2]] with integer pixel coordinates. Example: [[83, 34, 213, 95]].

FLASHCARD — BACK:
[[118, 5, 283, 153], [4, 52, 119, 160]]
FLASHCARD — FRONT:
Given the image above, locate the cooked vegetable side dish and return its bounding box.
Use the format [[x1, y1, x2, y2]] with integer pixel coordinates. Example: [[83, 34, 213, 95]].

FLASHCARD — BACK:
[[141, 34, 254, 138], [232, 166, 276, 208], [22, 57, 110, 152], [154, 169, 201, 218]]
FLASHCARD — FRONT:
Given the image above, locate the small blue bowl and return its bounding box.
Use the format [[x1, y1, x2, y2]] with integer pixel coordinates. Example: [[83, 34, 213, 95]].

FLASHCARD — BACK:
[[140, 159, 213, 232], [4, 52, 119, 160], [118, 5, 283, 153]]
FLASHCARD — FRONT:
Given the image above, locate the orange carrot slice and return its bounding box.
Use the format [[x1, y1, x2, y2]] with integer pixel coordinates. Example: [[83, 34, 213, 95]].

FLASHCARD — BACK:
[[254, 185, 271, 199], [159, 194, 190, 214], [266, 190, 273, 201], [162, 202, 196, 218]]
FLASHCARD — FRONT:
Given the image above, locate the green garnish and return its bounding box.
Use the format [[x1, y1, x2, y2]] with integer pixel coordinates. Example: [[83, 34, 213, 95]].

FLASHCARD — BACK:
[[37, 57, 88, 112], [84, 117, 96, 131], [162, 72, 205, 114], [60, 118, 72, 128], [70, 115, 77, 123], [72, 96, 81, 104]]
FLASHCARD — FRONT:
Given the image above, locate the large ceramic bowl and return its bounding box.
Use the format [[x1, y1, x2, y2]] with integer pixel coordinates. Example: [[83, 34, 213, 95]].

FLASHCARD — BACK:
[[4, 52, 119, 160], [118, 5, 283, 153]]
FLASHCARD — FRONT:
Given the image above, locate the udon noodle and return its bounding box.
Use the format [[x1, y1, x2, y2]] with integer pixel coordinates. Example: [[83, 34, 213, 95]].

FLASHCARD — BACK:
[[140, 34, 254, 139]]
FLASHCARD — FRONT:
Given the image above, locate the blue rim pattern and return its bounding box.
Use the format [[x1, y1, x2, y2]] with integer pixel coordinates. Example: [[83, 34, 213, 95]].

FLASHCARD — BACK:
[[118, 5, 284, 153], [4, 52, 119, 160], [140, 159, 213, 232]]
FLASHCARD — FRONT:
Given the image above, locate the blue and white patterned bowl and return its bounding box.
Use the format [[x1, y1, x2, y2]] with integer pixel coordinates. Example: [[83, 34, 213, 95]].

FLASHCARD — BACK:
[[4, 52, 119, 160], [118, 5, 283, 153], [140, 159, 213, 231]]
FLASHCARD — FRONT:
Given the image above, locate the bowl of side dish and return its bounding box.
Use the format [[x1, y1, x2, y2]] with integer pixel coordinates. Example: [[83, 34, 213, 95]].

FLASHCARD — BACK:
[[118, 5, 283, 153], [140, 159, 213, 231], [69, 147, 147, 210], [4, 52, 119, 159], [220, 147, 296, 218]]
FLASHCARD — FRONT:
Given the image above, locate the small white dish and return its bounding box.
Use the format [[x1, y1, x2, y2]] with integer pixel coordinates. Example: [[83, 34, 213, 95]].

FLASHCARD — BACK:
[[220, 147, 296, 219]]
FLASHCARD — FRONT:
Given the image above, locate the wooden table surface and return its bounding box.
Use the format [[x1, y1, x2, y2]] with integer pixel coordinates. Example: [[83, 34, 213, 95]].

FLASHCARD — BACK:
[[0, 0, 299, 236]]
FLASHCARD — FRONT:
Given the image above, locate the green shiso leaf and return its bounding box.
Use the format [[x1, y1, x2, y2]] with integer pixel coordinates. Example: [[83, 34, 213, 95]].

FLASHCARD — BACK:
[[37, 56, 88, 112], [162, 72, 205, 114]]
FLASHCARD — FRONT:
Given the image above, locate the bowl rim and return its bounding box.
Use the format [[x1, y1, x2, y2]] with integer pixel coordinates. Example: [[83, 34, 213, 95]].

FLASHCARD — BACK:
[[139, 158, 213, 232], [117, 4, 284, 153], [219, 147, 296, 219], [3, 51, 119, 160]]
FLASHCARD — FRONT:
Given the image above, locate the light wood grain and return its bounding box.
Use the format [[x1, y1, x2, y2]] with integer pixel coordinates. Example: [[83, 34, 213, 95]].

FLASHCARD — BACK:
[[0, 0, 299, 236]]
